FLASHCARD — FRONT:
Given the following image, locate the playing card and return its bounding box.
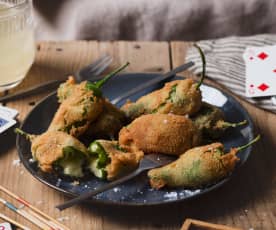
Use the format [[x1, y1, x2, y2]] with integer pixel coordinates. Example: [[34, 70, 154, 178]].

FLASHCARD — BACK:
[[0, 115, 16, 134], [243, 45, 276, 97], [0, 105, 18, 119], [0, 222, 13, 230]]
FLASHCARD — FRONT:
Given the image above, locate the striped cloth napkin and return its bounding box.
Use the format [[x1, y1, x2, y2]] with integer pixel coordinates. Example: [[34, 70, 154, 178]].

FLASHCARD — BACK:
[[186, 34, 276, 113]]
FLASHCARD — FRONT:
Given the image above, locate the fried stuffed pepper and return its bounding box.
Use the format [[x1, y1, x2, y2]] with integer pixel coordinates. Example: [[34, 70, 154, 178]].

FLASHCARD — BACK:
[[148, 135, 260, 189], [121, 44, 207, 121], [49, 63, 129, 137], [191, 102, 246, 139], [88, 140, 143, 180], [119, 114, 201, 156], [48, 77, 104, 137], [16, 129, 89, 178], [121, 79, 202, 121]]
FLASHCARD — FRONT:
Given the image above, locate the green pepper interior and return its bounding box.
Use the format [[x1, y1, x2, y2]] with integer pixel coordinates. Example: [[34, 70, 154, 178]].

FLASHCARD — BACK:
[[88, 141, 111, 179], [54, 146, 87, 178]]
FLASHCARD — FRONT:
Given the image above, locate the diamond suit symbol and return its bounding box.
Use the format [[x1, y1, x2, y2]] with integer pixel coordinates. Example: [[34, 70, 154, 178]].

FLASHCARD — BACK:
[[258, 83, 269, 91], [258, 52, 268, 60]]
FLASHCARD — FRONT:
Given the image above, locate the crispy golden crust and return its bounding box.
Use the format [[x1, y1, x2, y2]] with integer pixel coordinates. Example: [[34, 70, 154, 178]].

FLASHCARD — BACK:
[[86, 99, 126, 139], [97, 140, 144, 181], [119, 114, 201, 155], [57, 76, 76, 102], [31, 131, 87, 173], [148, 143, 239, 189], [221, 148, 240, 172], [122, 79, 202, 120], [48, 79, 103, 137]]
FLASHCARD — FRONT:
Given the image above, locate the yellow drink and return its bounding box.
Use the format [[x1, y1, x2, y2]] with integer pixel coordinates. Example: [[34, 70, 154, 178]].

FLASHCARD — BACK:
[[0, 1, 35, 91]]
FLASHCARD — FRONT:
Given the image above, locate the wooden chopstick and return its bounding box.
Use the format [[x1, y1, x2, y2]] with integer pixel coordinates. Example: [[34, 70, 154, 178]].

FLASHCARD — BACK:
[[27, 209, 61, 229], [0, 212, 30, 230], [0, 185, 70, 230]]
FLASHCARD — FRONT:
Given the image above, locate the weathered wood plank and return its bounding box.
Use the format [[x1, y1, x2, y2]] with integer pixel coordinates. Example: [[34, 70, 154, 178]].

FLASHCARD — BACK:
[[98, 41, 170, 73]]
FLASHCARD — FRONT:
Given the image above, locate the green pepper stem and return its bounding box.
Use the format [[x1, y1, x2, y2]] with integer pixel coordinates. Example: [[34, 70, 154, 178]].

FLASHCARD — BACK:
[[95, 62, 130, 88], [237, 134, 261, 152], [14, 128, 35, 141], [220, 120, 247, 128], [194, 44, 206, 89]]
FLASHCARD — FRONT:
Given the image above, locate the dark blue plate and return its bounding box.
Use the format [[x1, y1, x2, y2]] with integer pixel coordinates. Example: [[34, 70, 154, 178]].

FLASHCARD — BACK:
[[16, 73, 254, 206]]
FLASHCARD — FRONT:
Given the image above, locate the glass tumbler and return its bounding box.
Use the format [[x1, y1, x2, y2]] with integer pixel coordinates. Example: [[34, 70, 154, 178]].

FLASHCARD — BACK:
[[0, 0, 35, 91]]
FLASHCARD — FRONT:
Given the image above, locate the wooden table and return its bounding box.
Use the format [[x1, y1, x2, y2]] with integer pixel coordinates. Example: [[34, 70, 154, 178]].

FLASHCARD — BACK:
[[0, 41, 275, 230]]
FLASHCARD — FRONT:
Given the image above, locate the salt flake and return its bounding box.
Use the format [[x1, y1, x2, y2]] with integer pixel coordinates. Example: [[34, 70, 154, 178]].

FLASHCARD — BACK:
[[12, 159, 21, 166], [57, 216, 69, 222], [163, 191, 178, 200], [113, 187, 120, 192]]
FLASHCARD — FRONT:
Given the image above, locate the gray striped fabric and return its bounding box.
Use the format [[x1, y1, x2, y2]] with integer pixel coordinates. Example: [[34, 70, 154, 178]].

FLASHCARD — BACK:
[[186, 34, 276, 113]]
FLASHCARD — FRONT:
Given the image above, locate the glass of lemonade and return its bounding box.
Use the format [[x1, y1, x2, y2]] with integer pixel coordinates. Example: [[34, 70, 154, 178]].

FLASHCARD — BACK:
[[0, 0, 35, 91]]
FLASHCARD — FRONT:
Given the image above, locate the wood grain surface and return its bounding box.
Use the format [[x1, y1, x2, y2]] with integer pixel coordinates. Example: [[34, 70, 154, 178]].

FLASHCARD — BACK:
[[0, 41, 275, 230]]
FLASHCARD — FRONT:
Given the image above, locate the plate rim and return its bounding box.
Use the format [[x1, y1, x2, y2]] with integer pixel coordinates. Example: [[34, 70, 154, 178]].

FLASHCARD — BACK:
[[16, 73, 254, 206]]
